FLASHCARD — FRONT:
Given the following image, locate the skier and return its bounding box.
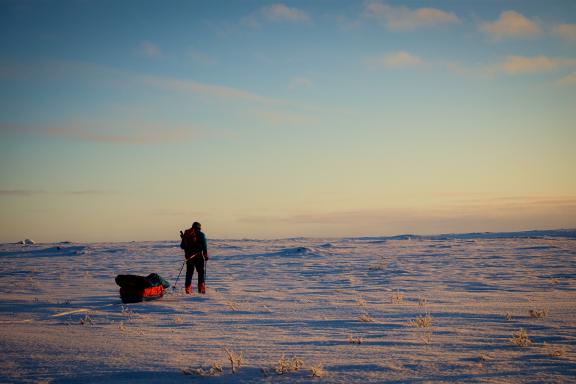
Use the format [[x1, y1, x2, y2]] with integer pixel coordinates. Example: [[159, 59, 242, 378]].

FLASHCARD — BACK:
[[180, 221, 209, 294]]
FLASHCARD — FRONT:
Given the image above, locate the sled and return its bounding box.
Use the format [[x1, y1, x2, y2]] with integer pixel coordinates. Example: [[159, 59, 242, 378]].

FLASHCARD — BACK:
[[115, 273, 170, 303]]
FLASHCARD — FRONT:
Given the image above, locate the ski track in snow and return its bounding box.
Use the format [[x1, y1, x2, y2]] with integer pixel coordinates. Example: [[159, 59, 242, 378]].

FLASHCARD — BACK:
[[1, 232, 576, 383]]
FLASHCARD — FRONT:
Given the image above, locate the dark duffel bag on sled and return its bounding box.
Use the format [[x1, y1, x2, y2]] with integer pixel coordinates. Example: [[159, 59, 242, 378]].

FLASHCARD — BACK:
[[115, 273, 170, 303]]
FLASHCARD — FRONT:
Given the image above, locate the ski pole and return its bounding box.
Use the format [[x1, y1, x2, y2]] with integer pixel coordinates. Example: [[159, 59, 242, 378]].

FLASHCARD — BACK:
[[204, 256, 207, 285], [172, 260, 185, 292]]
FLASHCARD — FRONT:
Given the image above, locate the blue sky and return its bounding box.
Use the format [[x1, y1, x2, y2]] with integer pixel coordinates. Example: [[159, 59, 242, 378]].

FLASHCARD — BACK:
[[1, 0, 575, 242]]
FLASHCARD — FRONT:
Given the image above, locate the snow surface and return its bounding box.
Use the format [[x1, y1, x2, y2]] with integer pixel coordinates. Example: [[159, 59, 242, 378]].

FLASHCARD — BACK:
[[1, 231, 575, 383]]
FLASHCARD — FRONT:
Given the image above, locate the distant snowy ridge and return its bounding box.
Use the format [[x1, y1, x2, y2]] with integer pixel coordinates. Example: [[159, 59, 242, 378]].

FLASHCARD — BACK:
[[4, 229, 576, 246], [352, 229, 576, 241]]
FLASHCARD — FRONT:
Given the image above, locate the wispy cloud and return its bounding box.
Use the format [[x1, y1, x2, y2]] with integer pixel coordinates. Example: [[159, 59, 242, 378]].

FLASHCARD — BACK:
[[288, 76, 313, 90], [263, 3, 309, 23], [0, 189, 114, 196], [0, 189, 45, 196], [139, 41, 162, 58], [188, 50, 216, 65], [249, 109, 316, 126], [238, 195, 576, 235], [360, 50, 576, 84], [136, 74, 276, 104], [558, 72, 576, 86], [242, 3, 309, 28], [0, 59, 120, 82], [365, 51, 424, 69], [442, 55, 576, 80], [64, 189, 116, 195], [334, 15, 363, 31], [44, 127, 195, 144], [479, 11, 541, 41], [0, 59, 277, 104], [552, 23, 576, 42], [364, 2, 459, 31], [0, 60, 314, 144], [0, 122, 212, 144], [492, 55, 576, 75]]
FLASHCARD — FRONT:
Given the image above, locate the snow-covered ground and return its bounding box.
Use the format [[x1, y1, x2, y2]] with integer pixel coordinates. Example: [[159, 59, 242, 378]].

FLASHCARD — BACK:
[[1, 230, 575, 383]]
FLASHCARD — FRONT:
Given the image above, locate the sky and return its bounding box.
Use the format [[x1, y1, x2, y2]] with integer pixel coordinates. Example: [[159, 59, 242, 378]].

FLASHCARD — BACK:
[[1, 0, 575, 242]]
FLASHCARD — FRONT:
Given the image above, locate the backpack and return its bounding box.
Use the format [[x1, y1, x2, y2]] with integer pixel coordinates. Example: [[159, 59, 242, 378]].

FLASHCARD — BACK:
[[180, 229, 199, 251]]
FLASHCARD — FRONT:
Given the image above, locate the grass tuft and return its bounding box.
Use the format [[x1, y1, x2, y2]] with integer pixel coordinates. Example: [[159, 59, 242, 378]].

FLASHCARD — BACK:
[[369, 263, 387, 271], [542, 343, 566, 358], [420, 330, 433, 344], [546, 346, 566, 357], [418, 296, 429, 307], [358, 313, 374, 323], [348, 335, 363, 344], [478, 353, 492, 362], [181, 363, 223, 377], [510, 329, 531, 347], [408, 312, 432, 328], [79, 314, 94, 326], [391, 290, 404, 304], [226, 302, 240, 311], [276, 354, 303, 375], [529, 309, 548, 319], [311, 364, 325, 378], [224, 347, 243, 374]]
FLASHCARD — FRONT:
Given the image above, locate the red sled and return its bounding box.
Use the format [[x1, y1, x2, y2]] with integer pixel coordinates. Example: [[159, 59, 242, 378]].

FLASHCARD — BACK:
[[115, 274, 169, 303], [119, 285, 164, 303]]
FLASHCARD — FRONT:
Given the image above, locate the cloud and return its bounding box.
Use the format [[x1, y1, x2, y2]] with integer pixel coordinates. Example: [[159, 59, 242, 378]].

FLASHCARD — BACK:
[[136, 74, 275, 104], [0, 59, 278, 105], [238, 195, 576, 236], [0, 60, 314, 144], [494, 55, 576, 75], [444, 55, 576, 78], [553, 23, 576, 42], [0, 189, 113, 196], [0, 189, 45, 196], [479, 11, 541, 40], [0, 122, 208, 144], [0, 59, 119, 82], [242, 3, 309, 27], [45, 127, 194, 144], [288, 76, 313, 90], [334, 15, 363, 31], [364, 2, 459, 31], [558, 72, 576, 85], [139, 41, 162, 58], [365, 51, 424, 69], [249, 109, 316, 126], [442, 55, 576, 80], [263, 3, 309, 22], [188, 50, 215, 65], [64, 189, 116, 195]]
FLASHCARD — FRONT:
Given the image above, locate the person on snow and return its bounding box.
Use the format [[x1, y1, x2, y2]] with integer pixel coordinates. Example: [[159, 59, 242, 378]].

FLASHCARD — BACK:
[[180, 221, 209, 294]]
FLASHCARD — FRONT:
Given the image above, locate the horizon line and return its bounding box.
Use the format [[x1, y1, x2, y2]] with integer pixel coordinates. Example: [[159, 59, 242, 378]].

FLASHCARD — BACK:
[[4, 227, 575, 246]]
